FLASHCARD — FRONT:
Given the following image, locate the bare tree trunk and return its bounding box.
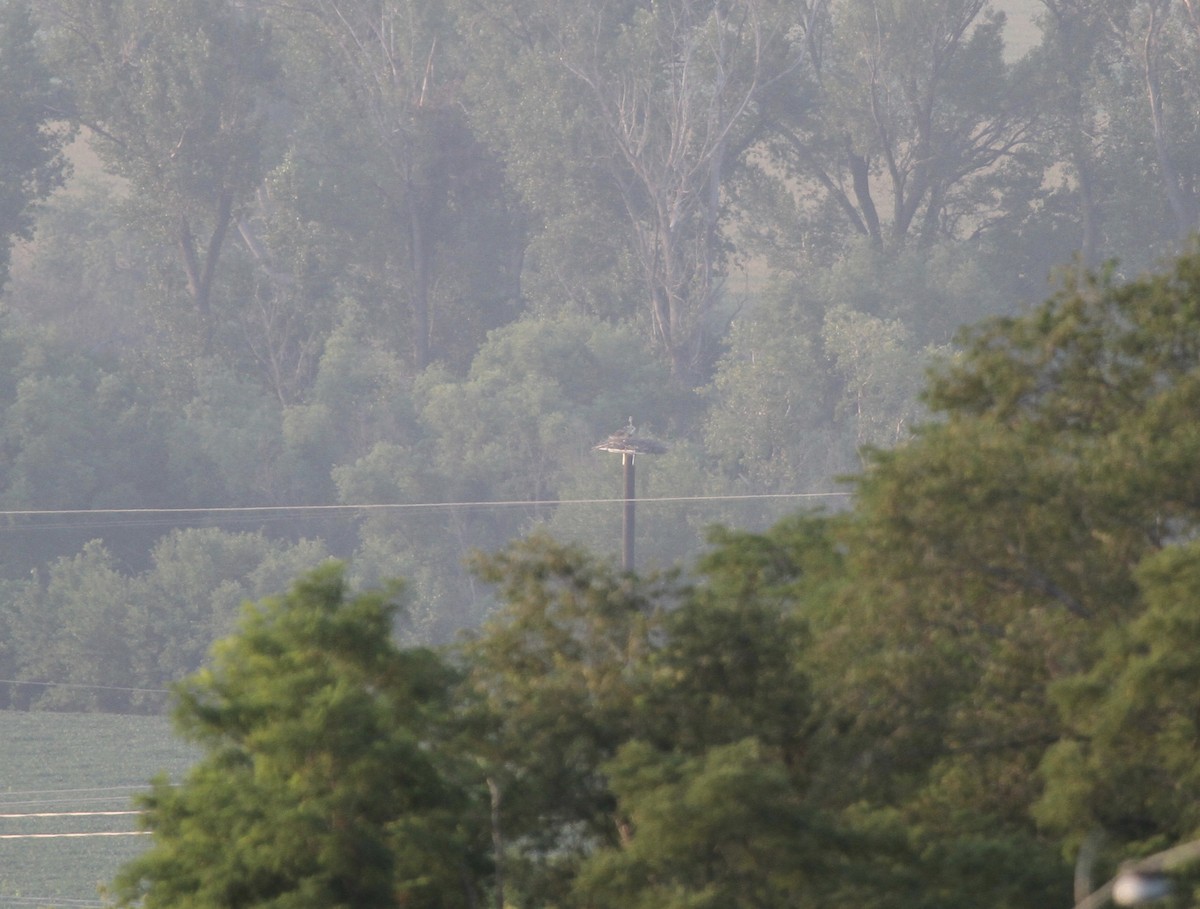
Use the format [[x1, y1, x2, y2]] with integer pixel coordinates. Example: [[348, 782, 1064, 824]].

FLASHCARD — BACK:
[[178, 189, 235, 353], [409, 195, 432, 370], [1041, 1, 1102, 269], [845, 140, 882, 245], [487, 777, 504, 909], [1143, 0, 1196, 240]]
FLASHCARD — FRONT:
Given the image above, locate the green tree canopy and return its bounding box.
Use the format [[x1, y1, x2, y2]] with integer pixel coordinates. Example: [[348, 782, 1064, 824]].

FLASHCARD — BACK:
[[112, 563, 486, 909], [809, 242, 1200, 905]]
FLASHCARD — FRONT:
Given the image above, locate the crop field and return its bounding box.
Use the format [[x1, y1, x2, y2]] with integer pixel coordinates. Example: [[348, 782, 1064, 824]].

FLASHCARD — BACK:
[[0, 711, 196, 908]]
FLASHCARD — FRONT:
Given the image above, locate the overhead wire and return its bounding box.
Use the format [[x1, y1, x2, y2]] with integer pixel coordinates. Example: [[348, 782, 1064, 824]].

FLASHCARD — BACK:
[[0, 491, 852, 700], [0, 679, 169, 695], [0, 489, 850, 523], [0, 491, 850, 872]]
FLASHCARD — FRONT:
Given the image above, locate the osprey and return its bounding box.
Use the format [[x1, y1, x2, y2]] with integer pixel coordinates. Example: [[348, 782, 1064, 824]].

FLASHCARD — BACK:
[[594, 418, 667, 454]]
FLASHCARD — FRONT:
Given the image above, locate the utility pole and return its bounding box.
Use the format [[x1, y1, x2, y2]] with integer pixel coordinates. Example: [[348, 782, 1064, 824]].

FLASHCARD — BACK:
[[594, 419, 667, 571]]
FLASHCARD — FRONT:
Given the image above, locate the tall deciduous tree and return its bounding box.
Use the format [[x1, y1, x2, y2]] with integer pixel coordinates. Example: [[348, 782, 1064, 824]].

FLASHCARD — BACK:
[[111, 563, 486, 909], [0, 0, 73, 287], [750, 0, 1042, 259], [462, 0, 800, 386], [562, 0, 796, 385], [1031, 0, 1200, 271], [1034, 0, 1114, 270], [43, 0, 277, 353], [572, 738, 825, 909], [1132, 0, 1200, 242], [1037, 539, 1200, 856], [458, 518, 848, 908], [267, 0, 521, 373]]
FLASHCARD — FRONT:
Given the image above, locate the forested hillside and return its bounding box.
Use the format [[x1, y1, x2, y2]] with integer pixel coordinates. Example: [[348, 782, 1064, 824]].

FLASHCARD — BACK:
[[109, 249, 1200, 909], [2, 0, 1200, 704]]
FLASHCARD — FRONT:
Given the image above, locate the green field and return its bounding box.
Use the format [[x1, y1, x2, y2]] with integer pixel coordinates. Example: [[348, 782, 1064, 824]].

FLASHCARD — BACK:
[[0, 711, 196, 908]]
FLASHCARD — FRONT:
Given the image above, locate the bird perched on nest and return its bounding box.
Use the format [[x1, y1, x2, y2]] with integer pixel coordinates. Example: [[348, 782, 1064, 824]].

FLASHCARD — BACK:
[[596, 417, 636, 448], [594, 418, 667, 454]]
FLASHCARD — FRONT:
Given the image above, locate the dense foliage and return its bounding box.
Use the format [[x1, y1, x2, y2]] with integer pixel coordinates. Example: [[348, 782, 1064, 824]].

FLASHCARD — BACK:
[[0, 0, 1196, 674], [112, 564, 485, 909], [4, 7, 1200, 904]]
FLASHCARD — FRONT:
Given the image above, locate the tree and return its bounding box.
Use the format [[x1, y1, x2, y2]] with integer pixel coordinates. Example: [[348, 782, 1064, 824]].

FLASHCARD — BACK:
[[111, 563, 486, 909], [747, 0, 1042, 259], [809, 242, 1200, 906], [0, 345, 174, 517], [703, 266, 945, 500], [1, 175, 161, 355], [418, 310, 682, 504], [1129, 0, 1200, 242], [1033, 0, 1113, 270], [457, 534, 671, 907], [11, 540, 138, 712], [572, 739, 824, 909], [562, 0, 797, 385], [1036, 539, 1200, 855], [164, 366, 296, 505], [43, 0, 277, 354], [266, 0, 521, 373], [123, 528, 332, 692], [704, 280, 839, 493], [458, 517, 849, 908], [563, 515, 864, 909], [461, 0, 800, 386], [336, 310, 686, 637], [0, 0, 73, 288], [3, 529, 332, 711], [1029, 0, 1200, 272]]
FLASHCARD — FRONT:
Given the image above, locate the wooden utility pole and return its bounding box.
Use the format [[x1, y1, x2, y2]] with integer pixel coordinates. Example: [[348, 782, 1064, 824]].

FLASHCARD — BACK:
[[622, 451, 636, 571], [594, 419, 667, 572]]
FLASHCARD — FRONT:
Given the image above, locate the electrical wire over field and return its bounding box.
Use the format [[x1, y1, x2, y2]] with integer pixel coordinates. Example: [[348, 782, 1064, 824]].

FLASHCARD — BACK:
[[0, 489, 850, 526]]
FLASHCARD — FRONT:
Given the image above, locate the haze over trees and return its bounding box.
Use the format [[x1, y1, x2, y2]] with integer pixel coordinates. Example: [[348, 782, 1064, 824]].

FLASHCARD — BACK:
[[0, 0, 1197, 700]]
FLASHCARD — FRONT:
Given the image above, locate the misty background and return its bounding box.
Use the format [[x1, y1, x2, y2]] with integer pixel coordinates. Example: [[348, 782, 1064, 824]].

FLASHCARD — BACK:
[[0, 0, 1197, 709]]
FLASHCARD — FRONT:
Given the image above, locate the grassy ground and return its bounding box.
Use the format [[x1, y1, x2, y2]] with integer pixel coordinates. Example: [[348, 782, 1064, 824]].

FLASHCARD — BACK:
[[0, 711, 195, 908]]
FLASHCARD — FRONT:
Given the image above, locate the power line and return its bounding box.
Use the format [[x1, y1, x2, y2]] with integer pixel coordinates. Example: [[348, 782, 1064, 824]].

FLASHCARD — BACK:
[[0, 796, 151, 809], [0, 679, 169, 695], [0, 786, 147, 799], [0, 490, 849, 522], [0, 786, 180, 811], [0, 811, 139, 819], [0, 832, 148, 839]]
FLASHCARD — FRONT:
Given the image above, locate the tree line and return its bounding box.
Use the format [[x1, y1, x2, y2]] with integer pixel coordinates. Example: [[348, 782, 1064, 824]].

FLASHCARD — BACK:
[[2, 0, 1200, 688], [112, 241, 1200, 908]]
